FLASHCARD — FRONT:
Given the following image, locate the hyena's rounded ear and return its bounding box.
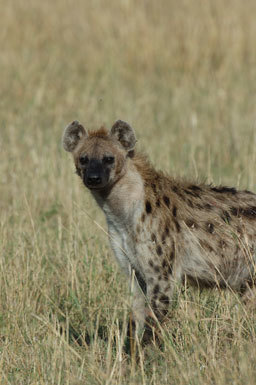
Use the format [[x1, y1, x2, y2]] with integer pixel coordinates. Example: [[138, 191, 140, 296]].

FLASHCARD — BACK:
[[110, 120, 136, 151], [62, 121, 88, 152]]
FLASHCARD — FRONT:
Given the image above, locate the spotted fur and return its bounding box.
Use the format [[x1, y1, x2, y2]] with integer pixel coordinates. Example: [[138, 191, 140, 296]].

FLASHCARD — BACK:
[[63, 120, 256, 339]]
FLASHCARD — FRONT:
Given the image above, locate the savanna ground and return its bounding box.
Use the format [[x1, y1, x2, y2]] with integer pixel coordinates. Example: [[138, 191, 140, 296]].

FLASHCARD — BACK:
[[1, 0, 256, 383]]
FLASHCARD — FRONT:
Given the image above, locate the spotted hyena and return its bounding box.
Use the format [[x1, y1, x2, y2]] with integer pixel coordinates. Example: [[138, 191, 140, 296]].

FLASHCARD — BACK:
[[63, 120, 256, 340]]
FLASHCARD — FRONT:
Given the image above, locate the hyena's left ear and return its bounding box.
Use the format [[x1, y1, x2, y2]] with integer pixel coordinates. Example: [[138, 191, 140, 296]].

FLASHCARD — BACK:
[[62, 121, 88, 152], [110, 120, 136, 151]]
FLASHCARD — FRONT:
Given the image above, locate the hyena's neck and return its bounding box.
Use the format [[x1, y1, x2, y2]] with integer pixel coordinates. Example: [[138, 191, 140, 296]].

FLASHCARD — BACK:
[[91, 153, 156, 227]]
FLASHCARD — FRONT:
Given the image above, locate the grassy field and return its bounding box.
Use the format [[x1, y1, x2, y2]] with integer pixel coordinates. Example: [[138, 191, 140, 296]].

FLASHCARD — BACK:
[[1, 0, 256, 383]]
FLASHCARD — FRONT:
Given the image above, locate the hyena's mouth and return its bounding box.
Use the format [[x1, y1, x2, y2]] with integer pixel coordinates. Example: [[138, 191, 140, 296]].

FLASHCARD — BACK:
[[83, 177, 110, 191], [82, 167, 111, 191]]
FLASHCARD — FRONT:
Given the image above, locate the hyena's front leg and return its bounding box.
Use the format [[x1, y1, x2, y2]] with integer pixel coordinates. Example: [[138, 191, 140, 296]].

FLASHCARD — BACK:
[[143, 261, 182, 344], [108, 229, 147, 342], [142, 280, 174, 343], [127, 272, 175, 350], [126, 268, 148, 353], [130, 273, 147, 329]]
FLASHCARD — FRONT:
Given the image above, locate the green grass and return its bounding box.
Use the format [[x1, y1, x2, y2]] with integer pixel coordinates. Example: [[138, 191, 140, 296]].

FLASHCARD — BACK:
[[1, 0, 256, 383]]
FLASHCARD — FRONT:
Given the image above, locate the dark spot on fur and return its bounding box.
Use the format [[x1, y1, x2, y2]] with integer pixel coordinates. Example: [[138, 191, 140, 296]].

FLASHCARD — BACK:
[[163, 195, 170, 208], [156, 245, 163, 256], [151, 233, 156, 243], [221, 210, 231, 224], [168, 265, 173, 275], [184, 189, 200, 198], [151, 183, 157, 194], [163, 258, 173, 278], [172, 185, 179, 194], [149, 260, 154, 268], [156, 199, 161, 207], [160, 308, 169, 317], [230, 207, 238, 216], [172, 186, 185, 200], [145, 201, 152, 214], [219, 240, 227, 249], [161, 233, 166, 243], [154, 265, 160, 273], [206, 222, 214, 233], [240, 206, 256, 219], [236, 226, 243, 235], [174, 219, 181, 232], [230, 206, 256, 219], [172, 206, 177, 217], [170, 250, 175, 260], [164, 225, 169, 236], [159, 294, 170, 305], [211, 186, 237, 195], [141, 213, 145, 222], [187, 199, 194, 208], [153, 284, 160, 295], [163, 273, 169, 281], [204, 203, 213, 210], [189, 185, 202, 192], [185, 219, 197, 228], [200, 240, 214, 252]]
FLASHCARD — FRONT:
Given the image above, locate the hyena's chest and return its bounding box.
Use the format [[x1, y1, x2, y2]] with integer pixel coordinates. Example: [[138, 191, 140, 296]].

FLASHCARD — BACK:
[[105, 201, 147, 275], [106, 203, 176, 281]]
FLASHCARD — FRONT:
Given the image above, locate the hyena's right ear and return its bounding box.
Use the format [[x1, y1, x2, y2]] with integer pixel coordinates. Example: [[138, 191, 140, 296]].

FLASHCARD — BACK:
[[62, 121, 88, 152]]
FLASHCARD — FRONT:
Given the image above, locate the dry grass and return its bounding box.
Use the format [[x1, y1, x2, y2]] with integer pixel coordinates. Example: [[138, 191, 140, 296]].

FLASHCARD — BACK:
[[1, 0, 256, 383]]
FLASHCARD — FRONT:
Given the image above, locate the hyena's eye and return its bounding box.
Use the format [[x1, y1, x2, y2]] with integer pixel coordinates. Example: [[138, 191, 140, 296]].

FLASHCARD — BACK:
[[79, 155, 89, 165], [103, 156, 115, 165]]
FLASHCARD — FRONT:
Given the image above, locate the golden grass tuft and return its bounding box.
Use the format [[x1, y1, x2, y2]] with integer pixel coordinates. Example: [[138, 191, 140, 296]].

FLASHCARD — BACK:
[[1, 0, 256, 383]]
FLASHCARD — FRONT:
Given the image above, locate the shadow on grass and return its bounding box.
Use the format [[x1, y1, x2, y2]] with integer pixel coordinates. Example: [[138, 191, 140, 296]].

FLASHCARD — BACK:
[[59, 321, 110, 347]]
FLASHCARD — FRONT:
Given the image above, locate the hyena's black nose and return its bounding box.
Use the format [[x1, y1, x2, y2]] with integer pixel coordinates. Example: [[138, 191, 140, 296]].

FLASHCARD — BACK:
[[87, 174, 102, 186]]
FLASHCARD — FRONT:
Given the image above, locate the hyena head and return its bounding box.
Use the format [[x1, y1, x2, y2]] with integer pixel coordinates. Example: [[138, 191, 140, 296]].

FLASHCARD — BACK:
[[62, 120, 136, 191]]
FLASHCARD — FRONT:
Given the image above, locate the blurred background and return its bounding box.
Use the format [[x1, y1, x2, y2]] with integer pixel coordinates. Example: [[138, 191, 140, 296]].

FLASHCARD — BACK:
[[2, 0, 256, 187], [1, 0, 256, 383]]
